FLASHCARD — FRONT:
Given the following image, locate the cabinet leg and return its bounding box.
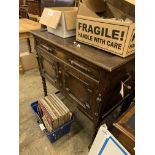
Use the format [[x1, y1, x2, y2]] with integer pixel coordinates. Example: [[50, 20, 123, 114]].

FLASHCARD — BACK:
[[41, 76, 47, 96]]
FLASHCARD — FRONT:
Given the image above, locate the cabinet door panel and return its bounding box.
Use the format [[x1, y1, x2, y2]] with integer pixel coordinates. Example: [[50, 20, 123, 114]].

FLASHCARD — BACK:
[[38, 50, 59, 87], [63, 65, 98, 117]]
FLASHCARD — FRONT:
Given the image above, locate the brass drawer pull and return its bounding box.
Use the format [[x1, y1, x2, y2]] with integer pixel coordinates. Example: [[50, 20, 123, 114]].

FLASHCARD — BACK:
[[68, 59, 91, 73]]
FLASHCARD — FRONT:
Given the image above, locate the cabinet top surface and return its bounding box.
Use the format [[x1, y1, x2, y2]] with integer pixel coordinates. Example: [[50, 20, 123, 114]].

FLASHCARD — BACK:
[[31, 30, 135, 71]]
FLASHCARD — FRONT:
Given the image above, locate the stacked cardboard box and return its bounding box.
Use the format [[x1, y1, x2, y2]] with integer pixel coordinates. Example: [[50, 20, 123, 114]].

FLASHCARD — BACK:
[[39, 1, 134, 57], [39, 7, 78, 38], [20, 52, 38, 71], [38, 93, 72, 132], [76, 2, 135, 58]]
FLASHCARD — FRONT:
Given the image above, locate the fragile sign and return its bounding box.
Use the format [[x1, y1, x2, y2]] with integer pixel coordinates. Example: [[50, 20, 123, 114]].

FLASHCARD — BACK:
[[76, 18, 135, 57]]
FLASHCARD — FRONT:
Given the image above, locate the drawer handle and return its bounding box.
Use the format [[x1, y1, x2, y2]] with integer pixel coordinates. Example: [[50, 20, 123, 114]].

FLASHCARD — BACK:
[[40, 44, 55, 52], [68, 59, 91, 73]]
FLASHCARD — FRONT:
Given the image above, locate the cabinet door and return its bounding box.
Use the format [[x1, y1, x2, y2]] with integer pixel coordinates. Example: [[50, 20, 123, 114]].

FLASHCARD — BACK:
[[63, 65, 99, 119], [38, 49, 59, 88]]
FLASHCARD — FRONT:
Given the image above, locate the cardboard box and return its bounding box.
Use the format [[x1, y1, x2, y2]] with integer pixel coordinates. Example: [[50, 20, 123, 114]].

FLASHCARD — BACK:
[[20, 52, 38, 71], [88, 125, 131, 155], [81, 0, 106, 12], [76, 3, 135, 58], [125, 0, 135, 5], [39, 7, 78, 38]]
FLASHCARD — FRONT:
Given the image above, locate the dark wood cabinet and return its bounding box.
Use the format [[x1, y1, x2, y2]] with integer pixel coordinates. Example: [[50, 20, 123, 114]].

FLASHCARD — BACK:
[[31, 30, 135, 145]]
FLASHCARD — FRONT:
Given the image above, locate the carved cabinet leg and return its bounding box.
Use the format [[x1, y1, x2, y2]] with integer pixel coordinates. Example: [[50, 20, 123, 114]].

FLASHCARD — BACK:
[[41, 76, 47, 97]]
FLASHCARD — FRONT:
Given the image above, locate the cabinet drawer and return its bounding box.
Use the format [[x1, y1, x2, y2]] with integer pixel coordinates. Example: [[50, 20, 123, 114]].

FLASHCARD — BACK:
[[36, 39, 100, 81], [37, 42, 57, 57], [65, 55, 100, 81]]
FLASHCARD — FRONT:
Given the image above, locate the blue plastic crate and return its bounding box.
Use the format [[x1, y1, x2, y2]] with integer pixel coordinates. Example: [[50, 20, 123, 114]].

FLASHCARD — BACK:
[[31, 101, 74, 143]]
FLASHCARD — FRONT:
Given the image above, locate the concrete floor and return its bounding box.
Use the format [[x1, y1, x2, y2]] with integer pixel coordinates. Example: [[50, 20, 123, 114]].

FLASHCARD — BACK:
[[19, 68, 94, 155]]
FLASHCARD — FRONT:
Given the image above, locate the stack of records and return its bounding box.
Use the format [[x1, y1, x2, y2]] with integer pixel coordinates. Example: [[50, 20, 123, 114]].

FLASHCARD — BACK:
[[38, 93, 72, 132]]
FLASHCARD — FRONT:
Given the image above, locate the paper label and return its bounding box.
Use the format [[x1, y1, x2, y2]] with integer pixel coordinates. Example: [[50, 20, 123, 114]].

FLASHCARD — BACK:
[[76, 18, 130, 56], [48, 10, 54, 16], [39, 124, 45, 131]]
